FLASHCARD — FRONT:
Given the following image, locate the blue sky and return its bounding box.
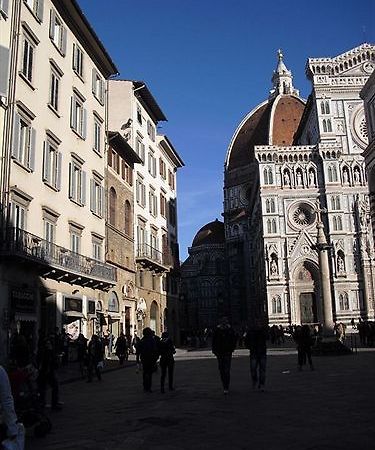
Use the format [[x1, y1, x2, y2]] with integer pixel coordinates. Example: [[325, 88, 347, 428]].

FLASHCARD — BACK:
[[79, 0, 374, 260]]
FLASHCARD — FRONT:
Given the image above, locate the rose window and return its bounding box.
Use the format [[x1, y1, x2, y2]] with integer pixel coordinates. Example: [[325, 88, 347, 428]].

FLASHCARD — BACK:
[[359, 118, 368, 140], [290, 202, 316, 228]]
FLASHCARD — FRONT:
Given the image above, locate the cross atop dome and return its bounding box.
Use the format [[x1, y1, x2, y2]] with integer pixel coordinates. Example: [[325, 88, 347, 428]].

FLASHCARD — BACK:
[[270, 49, 299, 98]]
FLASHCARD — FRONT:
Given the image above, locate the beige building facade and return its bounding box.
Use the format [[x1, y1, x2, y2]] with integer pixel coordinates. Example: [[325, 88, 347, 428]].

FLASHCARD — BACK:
[[0, 0, 118, 362]]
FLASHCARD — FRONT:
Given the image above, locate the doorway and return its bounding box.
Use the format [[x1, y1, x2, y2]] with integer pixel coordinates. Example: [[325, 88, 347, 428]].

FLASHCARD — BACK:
[[299, 292, 317, 324]]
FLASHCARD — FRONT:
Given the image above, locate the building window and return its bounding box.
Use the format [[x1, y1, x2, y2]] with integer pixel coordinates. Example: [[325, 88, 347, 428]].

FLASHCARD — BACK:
[[339, 293, 350, 311], [70, 229, 81, 254], [92, 236, 103, 261], [136, 176, 146, 207], [160, 192, 167, 217], [267, 219, 277, 234], [137, 106, 142, 124], [168, 169, 175, 190], [21, 35, 35, 83], [320, 100, 330, 115], [11, 112, 36, 171], [149, 188, 158, 217], [90, 176, 104, 217], [49, 9, 67, 55], [24, 0, 44, 21], [135, 135, 145, 163], [328, 165, 338, 182], [44, 218, 55, 245], [42, 138, 62, 190], [68, 158, 86, 205], [265, 198, 275, 213], [331, 195, 341, 210], [147, 120, 155, 141], [109, 187, 117, 227], [10, 201, 26, 230], [70, 93, 87, 139], [272, 296, 282, 314], [263, 167, 274, 185], [148, 149, 157, 177], [121, 160, 133, 186], [72, 43, 83, 78], [49, 67, 60, 112], [92, 68, 104, 103], [93, 116, 102, 155], [159, 158, 166, 179], [333, 215, 343, 231], [322, 119, 332, 133], [124, 200, 132, 236]]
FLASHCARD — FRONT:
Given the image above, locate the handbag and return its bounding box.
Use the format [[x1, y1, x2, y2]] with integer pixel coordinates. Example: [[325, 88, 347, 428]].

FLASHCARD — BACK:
[[1, 423, 25, 450]]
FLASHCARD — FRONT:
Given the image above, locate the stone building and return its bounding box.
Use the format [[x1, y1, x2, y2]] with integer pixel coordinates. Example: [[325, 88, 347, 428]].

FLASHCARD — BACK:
[[0, 0, 118, 362], [108, 80, 184, 340], [180, 220, 226, 333], [223, 44, 375, 329], [361, 70, 375, 246]]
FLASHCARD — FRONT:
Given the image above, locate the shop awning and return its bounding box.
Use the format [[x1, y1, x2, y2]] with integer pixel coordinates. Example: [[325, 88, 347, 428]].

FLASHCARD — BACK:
[[64, 311, 85, 319]]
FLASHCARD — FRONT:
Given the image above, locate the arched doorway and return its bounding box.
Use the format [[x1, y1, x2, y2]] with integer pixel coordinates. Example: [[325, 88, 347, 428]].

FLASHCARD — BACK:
[[294, 261, 320, 325], [150, 301, 158, 332]]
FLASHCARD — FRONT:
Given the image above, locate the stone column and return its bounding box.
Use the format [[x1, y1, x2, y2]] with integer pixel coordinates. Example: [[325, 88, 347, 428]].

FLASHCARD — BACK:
[[316, 223, 334, 334]]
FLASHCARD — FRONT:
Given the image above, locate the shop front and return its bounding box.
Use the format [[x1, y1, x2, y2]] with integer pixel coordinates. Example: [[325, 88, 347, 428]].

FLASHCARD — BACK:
[[10, 289, 38, 353]]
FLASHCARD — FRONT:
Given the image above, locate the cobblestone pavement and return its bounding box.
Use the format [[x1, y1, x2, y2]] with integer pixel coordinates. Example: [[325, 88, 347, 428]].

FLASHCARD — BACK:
[[26, 347, 375, 450]]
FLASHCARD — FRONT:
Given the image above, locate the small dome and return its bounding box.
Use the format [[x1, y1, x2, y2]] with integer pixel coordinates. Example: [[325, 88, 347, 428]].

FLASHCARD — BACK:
[[192, 219, 225, 247]]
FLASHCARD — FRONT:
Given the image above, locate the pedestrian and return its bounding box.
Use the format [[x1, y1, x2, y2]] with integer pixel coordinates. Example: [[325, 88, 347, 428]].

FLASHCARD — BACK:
[[244, 318, 268, 391], [76, 333, 88, 378], [114, 332, 128, 365], [138, 327, 159, 393], [37, 336, 62, 410], [0, 365, 25, 449], [293, 325, 314, 371], [159, 332, 176, 393], [212, 316, 237, 394], [87, 334, 104, 382]]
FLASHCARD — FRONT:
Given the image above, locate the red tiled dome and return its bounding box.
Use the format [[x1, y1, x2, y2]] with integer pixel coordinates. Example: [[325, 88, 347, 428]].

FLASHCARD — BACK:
[[192, 219, 225, 247]]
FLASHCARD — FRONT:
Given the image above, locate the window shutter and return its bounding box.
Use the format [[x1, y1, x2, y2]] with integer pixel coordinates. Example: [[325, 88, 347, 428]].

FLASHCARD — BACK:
[[70, 96, 75, 129], [61, 27, 67, 56], [56, 152, 62, 190], [0, 45, 9, 97], [28, 128, 36, 171], [90, 178, 94, 212], [82, 108, 87, 139], [100, 186, 105, 218], [49, 10, 55, 39], [68, 162, 73, 198], [42, 141, 48, 181], [36, 0, 44, 21], [92, 68, 96, 95], [72, 43, 76, 71], [99, 79, 104, 103], [81, 170, 86, 205], [12, 112, 20, 159]]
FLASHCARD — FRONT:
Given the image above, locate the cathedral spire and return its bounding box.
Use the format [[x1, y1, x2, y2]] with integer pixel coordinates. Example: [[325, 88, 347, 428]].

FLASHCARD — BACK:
[[270, 49, 299, 98]]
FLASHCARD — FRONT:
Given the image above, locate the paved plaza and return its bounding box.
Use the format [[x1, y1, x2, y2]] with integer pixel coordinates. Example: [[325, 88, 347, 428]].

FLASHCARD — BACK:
[[26, 346, 375, 450]]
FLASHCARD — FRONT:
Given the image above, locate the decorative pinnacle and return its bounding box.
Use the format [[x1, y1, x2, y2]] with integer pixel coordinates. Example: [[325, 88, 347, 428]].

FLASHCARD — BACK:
[[278, 49, 283, 61]]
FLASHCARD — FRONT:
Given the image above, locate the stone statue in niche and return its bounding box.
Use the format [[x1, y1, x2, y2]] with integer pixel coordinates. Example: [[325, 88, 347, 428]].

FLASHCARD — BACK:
[[296, 171, 303, 186], [343, 169, 349, 184], [337, 255, 345, 273], [354, 168, 360, 184], [309, 171, 316, 186], [270, 259, 278, 276], [284, 171, 291, 187]]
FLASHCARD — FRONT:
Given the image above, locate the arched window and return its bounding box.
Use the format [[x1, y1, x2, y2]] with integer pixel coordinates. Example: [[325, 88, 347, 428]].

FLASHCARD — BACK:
[[320, 102, 325, 115], [325, 101, 330, 114], [327, 119, 332, 132], [332, 166, 338, 181], [109, 187, 117, 227], [124, 200, 132, 236], [267, 219, 272, 234], [323, 120, 327, 133], [272, 297, 277, 314], [270, 199, 275, 213], [339, 293, 349, 310], [277, 297, 282, 313], [264, 167, 273, 185], [271, 219, 277, 233], [328, 166, 333, 182], [337, 216, 343, 230], [108, 291, 119, 313], [266, 199, 270, 213]]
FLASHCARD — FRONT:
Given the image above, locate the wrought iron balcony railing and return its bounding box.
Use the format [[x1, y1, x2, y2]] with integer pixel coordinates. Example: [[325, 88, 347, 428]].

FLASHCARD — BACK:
[[136, 243, 173, 270], [0, 227, 116, 285]]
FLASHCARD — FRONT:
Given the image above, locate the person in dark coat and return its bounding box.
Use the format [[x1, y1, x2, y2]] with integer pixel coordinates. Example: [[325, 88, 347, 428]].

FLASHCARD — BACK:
[[138, 328, 159, 392], [212, 317, 237, 394], [87, 335, 104, 382], [114, 332, 128, 365], [37, 336, 61, 410], [293, 325, 314, 371], [159, 332, 176, 393], [244, 318, 269, 391]]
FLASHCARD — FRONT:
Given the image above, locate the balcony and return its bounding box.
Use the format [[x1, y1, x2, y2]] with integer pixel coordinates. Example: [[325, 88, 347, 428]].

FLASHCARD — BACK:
[[136, 243, 172, 273], [0, 227, 117, 291]]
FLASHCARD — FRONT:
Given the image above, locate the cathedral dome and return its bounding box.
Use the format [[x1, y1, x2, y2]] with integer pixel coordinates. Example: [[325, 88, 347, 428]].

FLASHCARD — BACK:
[[192, 219, 225, 247], [225, 51, 305, 171]]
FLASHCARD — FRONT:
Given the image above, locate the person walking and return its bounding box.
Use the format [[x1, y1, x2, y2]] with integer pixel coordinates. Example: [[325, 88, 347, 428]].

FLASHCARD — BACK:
[[159, 332, 176, 393], [244, 318, 269, 391], [37, 336, 62, 410], [212, 317, 237, 394], [114, 332, 128, 365], [87, 335, 104, 382], [293, 325, 314, 371], [138, 328, 159, 393]]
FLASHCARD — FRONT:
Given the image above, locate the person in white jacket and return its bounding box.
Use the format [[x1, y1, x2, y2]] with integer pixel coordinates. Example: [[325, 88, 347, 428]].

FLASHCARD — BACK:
[[0, 365, 21, 444]]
